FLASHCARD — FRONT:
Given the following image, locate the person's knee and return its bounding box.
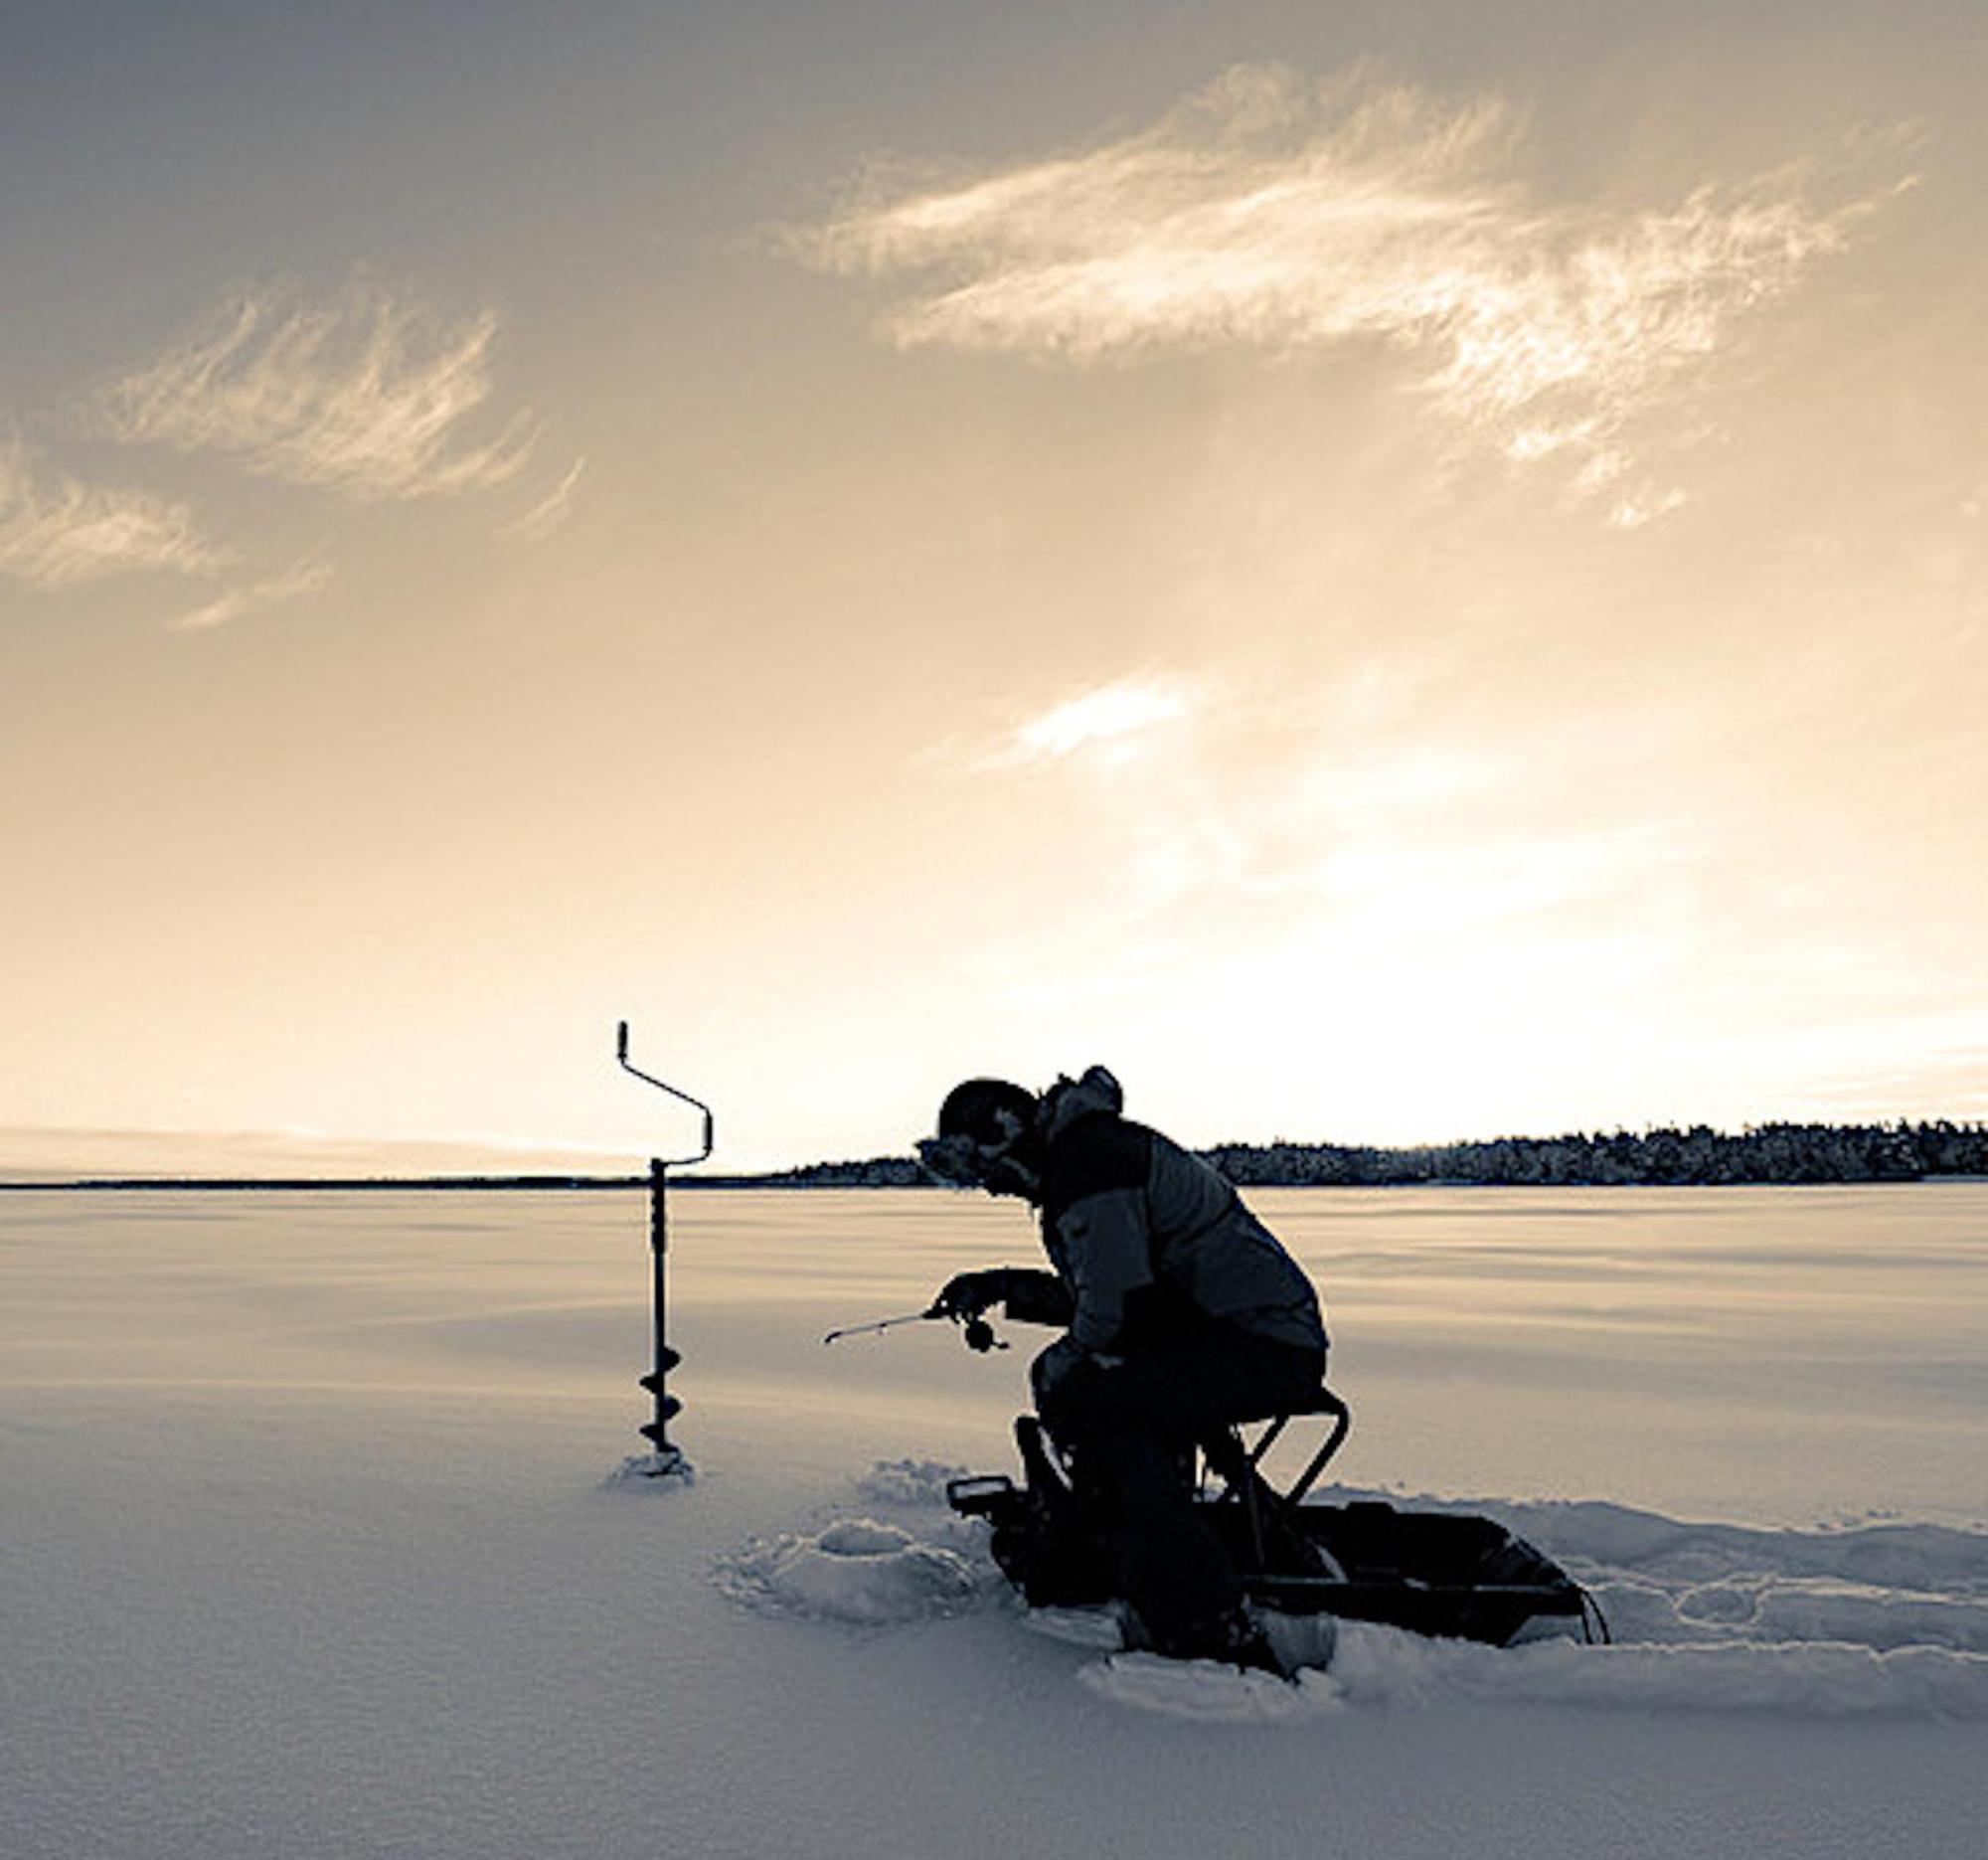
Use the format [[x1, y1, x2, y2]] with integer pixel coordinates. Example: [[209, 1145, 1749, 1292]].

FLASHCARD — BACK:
[[1034, 1336, 1115, 1434], [1266, 1341, 1328, 1413], [1030, 1337, 1081, 1413]]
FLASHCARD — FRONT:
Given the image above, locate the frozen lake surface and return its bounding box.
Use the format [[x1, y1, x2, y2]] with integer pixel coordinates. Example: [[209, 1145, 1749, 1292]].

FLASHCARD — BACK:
[[3, 1184, 1985, 1857]]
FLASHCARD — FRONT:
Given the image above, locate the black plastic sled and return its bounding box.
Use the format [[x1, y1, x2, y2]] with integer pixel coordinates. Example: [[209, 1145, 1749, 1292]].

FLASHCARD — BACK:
[[947, 1389, 1607, 1651]]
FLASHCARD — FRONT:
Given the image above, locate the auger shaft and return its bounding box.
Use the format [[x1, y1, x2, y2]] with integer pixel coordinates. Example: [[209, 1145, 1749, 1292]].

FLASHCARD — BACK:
[[615, 1021, 713, 1475]]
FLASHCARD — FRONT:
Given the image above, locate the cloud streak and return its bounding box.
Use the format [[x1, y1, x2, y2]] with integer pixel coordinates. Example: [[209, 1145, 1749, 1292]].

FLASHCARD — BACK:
[[90, 280, 536, 501], [0, 436, 225, 588], [992, 676, 1198, 767], [803, 65, 1895, 490], [504, 455, 587, 542], [164, 555, 333, 633]]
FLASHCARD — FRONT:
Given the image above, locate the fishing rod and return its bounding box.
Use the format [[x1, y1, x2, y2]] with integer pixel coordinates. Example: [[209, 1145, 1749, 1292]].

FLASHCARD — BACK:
[[823, 1306, 1008, 1353], [822, 1308, 933, 1345]]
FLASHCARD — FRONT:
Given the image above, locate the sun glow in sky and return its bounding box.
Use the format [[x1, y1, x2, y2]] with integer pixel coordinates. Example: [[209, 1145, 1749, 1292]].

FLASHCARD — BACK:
[[3, 2, 1985, 1168]]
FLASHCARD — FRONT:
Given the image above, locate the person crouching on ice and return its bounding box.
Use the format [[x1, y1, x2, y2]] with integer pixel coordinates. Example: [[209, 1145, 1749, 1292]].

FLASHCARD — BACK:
[[917, 1066, 1327, 1669]]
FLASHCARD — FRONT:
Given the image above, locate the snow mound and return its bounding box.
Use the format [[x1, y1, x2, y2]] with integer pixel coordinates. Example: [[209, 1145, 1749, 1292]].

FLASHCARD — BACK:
[[1078, 1652, 1342, 1723], [1078, 1624, 1988, 1724], [725, 1471, 1988, 1721], [856, 1458, 970, 1506], [1062, 1492, 1988, 1721], [722, 1518, 980, 1624], [1326, 1621, 1988, 1719], [1644, 1574, 1988, 1651], [1464, 1493, 1988, 1596], [1447, 1493, 1988, 1661]]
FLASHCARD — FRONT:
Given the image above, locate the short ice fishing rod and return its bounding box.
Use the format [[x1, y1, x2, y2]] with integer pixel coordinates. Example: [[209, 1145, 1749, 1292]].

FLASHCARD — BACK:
[[822, 1309, 932, 1344], [823, 1306, 1008, 1353]]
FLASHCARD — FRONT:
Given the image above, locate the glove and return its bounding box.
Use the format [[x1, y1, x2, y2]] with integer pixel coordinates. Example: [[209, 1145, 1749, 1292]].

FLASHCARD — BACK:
[[929, 1268, 1009, 1319]]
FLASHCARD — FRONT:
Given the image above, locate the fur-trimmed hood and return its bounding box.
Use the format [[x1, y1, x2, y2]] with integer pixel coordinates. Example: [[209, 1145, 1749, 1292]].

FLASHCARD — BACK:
[[1039, 1065, 1123, 1139]]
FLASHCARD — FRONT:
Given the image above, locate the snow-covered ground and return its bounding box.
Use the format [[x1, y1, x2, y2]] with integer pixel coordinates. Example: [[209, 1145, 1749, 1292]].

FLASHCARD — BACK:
[[3, 1185, 1984, 1858]]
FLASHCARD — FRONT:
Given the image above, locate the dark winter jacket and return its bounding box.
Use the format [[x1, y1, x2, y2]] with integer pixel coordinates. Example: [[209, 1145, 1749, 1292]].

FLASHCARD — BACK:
[[1008, 1068, 1327, 1359]]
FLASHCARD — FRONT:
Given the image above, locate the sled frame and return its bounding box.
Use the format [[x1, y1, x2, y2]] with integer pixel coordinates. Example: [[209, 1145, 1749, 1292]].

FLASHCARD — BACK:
[[1198, 1386, 1353, 1571]]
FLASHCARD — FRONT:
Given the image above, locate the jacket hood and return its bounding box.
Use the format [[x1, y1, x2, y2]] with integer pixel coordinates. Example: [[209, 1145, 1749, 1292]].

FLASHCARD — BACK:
[[1041, 1065, 1124, 1139]]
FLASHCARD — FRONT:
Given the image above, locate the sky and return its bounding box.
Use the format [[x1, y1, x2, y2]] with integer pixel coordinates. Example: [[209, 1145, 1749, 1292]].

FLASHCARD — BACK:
[[3, 1, 1985, 1170]]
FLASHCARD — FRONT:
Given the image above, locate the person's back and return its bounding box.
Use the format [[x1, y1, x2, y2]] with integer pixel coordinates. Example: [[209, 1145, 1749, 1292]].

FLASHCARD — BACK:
[[1036, 1067, 1325, 1359]]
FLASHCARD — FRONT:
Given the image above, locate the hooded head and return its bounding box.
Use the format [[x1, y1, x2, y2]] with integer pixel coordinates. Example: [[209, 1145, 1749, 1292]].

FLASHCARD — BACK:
[[917, 1077, 1045, 1200]]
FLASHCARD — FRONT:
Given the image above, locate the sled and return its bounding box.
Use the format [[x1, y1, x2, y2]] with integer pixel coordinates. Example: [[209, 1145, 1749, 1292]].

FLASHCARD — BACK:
[[947, 1386, 1608, 1650]]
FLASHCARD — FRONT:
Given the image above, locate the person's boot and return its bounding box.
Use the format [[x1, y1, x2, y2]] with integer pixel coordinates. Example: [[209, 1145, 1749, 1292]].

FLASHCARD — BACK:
[[1249, 1604, 1338, 1675], [1218, 1609, 1289, 1677], [1127, 1604, 1290, 1677]]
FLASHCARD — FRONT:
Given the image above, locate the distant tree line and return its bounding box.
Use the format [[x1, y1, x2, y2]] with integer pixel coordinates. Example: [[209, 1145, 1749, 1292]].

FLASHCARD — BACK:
[[683, 1119, 1988, 1189], [680, 1156, 932, 1189], [1202, 1120, 1988, 1187]]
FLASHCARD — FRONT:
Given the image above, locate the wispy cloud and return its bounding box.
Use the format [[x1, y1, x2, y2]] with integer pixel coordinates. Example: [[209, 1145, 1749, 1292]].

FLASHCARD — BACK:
[[1607, 487, 1691, 530], [90, 279, 536, 501], [0, 435, 225, 588], [802, 64, 1897, 494], [164, 554, 332, 634], [994, 676, 1197, 767], [504, 455, 587, 542]]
